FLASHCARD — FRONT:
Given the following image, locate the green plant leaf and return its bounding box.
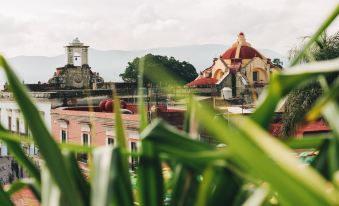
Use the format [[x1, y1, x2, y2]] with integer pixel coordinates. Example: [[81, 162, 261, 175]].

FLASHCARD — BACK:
[[112, 91, 134, 204], [41, 163, 65, 206], [242, 186, 269, 206], [252, 58, 339, 128], [138, 57, 148, 132], [170, 165, 201, 206], [306, 81, 339, 121], [194, 101, 336, 205], [195, 166, 214, 206], [6, 178, 41, 201], [113, 93, 127, 149], [59, 143, 93, 153], [0, 184, 14, 206], [138, 140, 164, 206], [285, 135, 329, 149], [63, 151, 90, 206], [0, 56, 83, 206], [311, 139, 331, 180], [0, 125, 41, 184], [91, 147, 134, 206], [205, 167, 243, 206], [141, 120, 218, 168]]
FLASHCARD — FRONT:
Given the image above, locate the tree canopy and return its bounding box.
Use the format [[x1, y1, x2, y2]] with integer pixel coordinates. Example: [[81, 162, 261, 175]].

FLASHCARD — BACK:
[[119, 54, 198, 85], [280, 31, 339, 137]]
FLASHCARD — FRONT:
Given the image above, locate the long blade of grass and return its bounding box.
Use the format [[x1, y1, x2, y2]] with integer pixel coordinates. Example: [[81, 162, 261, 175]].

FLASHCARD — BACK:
[[311, 139, 331, 180], [194, 101, 336, 205], [59, 143, 93, 153], [172, 95, 201, 206], [0, 130, 32, 144], [0, 185, 14, 206], [63, 151, 90, 206], [0, 130, 93, 154], [41, 163, 64, 206], [285, 135, 329, 149], [183, 95, 192, 133], [0, 56, 83, 206], [306, 81, 339, 121], [113, 92, 127, 148], [141, 120, 218, 168], [169, 164, 204, 206], [252, 58, 339, 128], [0, 125, 41, 184], [137, 56, 164, 206], [6, 180, 28, 195], [112, 91, 134, 204], [110, 147, 134, 206], [138, 57, 148, 131], [91, 147, 134, 206], [317, 77, 339, 138], [6, 178, 41, 201], [242, 186, 269, 206], [142, 120, 213, 152], [317, 98, 339, 183], [138, 140, 164, 206], [195, 166, 214, 206], [205, 167, 243, 206]]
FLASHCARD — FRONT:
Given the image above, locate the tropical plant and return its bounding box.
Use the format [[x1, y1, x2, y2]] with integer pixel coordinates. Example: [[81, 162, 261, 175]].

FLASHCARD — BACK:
[[0, 5, 338, 206], [119, 54, 198, 85], [281, 31, 339, 137]]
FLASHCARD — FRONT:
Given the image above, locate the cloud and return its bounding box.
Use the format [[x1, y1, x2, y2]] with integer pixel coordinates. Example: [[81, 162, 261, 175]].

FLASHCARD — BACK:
[[0, 15, 32, 56], [0, 0, 338, 58]]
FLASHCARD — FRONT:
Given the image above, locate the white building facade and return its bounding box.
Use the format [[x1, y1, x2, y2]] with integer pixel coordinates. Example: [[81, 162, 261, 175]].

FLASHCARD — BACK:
[[0, 99, 52, 156]]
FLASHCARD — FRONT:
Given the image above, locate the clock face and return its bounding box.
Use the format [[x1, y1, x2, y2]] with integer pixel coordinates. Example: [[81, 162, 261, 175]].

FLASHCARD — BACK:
[[74, 74, 83, 83]]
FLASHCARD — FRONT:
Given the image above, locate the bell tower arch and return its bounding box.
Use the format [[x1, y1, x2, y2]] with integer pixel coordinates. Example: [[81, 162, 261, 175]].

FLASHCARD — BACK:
[[65, 37, 89, 66]]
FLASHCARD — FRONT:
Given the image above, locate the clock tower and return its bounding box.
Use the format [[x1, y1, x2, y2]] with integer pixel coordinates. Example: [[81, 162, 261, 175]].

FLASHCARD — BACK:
[[65, 37, 89, 66], [48, 38, 104, 89]]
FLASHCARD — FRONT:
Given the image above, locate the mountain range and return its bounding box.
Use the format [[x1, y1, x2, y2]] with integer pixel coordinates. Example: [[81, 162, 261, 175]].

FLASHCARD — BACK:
[[0, 44, 288, 88]]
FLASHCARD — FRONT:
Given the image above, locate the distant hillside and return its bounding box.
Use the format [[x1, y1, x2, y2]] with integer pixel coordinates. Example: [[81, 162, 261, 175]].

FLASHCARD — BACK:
[[0, 44, 288, 89]]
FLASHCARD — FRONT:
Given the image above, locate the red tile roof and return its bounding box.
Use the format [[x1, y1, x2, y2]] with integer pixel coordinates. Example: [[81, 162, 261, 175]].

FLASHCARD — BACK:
[[186, 77, 218, 87], [52, 108, 139, 121], [222, 46, 262, 59]]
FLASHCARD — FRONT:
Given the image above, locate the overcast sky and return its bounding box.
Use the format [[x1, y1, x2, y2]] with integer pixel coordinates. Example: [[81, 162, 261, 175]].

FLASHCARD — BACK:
[[0, 0, 338, 58]]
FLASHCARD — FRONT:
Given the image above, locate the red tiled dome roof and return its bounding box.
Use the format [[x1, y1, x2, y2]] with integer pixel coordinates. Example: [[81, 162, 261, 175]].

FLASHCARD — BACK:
[[222, 46, 262, 59], [186, 77, 218, 87]]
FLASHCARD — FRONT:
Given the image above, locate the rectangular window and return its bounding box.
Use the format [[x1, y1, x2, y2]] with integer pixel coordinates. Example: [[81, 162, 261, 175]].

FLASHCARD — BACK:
[[16, 118, 20, 134], [61, 130, 67, 143], [131, 142, 137, 151], [25, 123, 29, 136], [107, 137, 114, 146], [82, 133, 89, 145], [8, 116, 12, 131], [131, 142, 138, 170], [253, 71, 258, 82], [79, 133, 90, 163]]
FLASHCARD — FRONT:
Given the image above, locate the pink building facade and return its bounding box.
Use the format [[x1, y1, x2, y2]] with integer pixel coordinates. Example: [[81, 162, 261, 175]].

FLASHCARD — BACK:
[[51, 107, 140, 164]]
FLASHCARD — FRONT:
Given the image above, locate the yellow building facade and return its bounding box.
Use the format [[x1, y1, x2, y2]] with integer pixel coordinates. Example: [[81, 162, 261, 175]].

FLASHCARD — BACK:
[[188, 33, 282, 101]]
